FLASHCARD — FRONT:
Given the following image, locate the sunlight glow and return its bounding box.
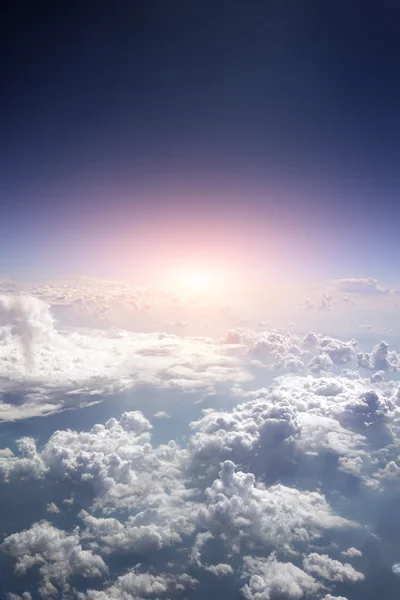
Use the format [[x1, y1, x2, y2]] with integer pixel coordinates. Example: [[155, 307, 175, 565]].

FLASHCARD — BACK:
[[185, 271, 212, 292]]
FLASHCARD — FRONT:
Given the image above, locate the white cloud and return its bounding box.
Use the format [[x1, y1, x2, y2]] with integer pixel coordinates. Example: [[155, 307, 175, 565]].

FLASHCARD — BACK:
[[0, 437, 46, 482], [0, 295, 54, 360], [189, 371, 397, 483], [0, 410, 196, 565], [0, 295, 252, 421], [303, 553, 364, 582], [332, 278, 390, 295], [357, 340, 400, 371], [7, 593, 32, 600], [318, 337, 357, 365], [204, 563, 233, 577], [46, 502, 60, 514], [189, 390, 301, 477], [241, 554, 320, 600], [2, 521, 107, 598], [196, 461, 353, 552], [222, 328, 307, 373], [341, 547, 362, 558], [2, 319, 400, 599], [79, 569, 197, 600], [392, 563, 400, 576], [79, 510, 186, 554], [153, 411, 170, 419]]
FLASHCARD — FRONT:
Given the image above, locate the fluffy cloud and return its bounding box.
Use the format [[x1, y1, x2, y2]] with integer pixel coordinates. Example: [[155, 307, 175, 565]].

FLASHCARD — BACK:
[[392, 563, 400, 576], [357, 340, 400, 371], [341, 547, 362, 558], [2, 304, 400, 600], [222, 328, 307, 373], [0, 411, 197, 569], [241, 555, 320, 600], [189, 371, 399, 485], [317, 337, 357, 365], [189, 391, 301, 478], [1, 396, 374, 599], [46, 502, 60, 514], [2, 521, 107, 598], [0, 410, 199, 597], [34, 412, 193, 525], [303, 553, 364, 583], [0, 437, 46, 482], [7, 593, 32, 600], [303, 332, 358, 371], [79, 570, 197, 600], [196, 461, 353, 552], [79, 510, 186, 554], [204, 563, 233, 577]]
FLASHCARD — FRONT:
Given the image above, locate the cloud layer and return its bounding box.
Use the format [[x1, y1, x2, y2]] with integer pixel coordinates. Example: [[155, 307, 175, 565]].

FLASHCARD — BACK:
[[1, 292, 400, 599]]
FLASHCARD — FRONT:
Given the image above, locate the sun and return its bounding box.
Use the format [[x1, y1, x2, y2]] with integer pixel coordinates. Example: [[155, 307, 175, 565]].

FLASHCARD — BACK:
[[166, 264, 219, 295], [185, 271, 212, 292]]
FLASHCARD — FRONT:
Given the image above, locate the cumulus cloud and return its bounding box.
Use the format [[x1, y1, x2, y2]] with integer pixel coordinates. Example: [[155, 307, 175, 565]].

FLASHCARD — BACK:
[[241, 555, 320, 600], [318, 337, 357, 365], [189, 371, 398, 486], [392, 563, 400, 576], [79, 509, 186, 555], [0, 410, 197, 568], [0, 437, 46, 482], [2, 302, 400, 600], [303, 553, 364, 582], [79, 569, 197, 600], [189, 391, 301, 478], [34, 412, 192, 521], [196, 461, 353, 552], [204, 563, 233, 577], [341, 547, 362, 558], [1, 393, 375, 598], [7, 593, 32, 600], [357, 340, 400, 371], [153, 411, 170, 419], [2, 521, 107, 598], [222, 328, 307, 373]]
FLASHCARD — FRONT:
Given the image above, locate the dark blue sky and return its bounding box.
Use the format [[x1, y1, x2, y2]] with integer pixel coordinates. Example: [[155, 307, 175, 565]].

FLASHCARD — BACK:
[[1, 0, 400, 280]]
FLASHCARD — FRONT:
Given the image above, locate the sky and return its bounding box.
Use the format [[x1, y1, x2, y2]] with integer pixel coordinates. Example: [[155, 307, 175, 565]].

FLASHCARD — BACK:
[[2, 0, 400, 281], [2, 2, 400, 600]]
